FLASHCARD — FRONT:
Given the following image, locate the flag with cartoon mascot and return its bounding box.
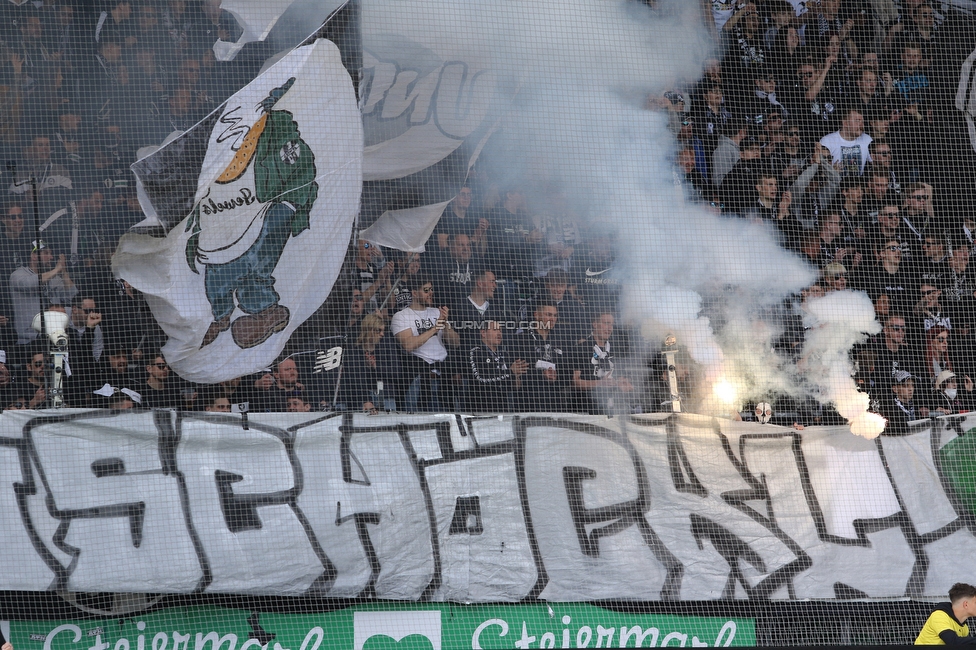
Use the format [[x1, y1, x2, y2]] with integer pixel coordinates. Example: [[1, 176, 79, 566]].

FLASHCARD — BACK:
[[115, 38, 362, 382]]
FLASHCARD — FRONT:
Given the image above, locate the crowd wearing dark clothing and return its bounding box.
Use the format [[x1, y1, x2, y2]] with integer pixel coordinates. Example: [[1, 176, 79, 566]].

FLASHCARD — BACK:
[[5, 0, 976, 423], [681, 0, 976, 424], [0, 0, 264, 411]]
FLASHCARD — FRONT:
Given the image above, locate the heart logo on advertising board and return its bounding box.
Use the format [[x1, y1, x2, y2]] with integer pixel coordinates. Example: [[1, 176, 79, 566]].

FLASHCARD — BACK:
[[362, 634, 435, 650], [353, 612, 441, 650]]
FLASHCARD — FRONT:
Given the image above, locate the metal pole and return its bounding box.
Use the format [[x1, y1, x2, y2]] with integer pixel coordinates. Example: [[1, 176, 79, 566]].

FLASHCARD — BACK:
[[28, 169, 58, 408], [663, 334, 681, 414], [376, 273, 406, 313], [12, 162, 52, 409]]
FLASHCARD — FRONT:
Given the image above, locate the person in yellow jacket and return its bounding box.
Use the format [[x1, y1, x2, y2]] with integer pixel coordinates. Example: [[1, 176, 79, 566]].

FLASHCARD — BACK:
[[916, 583, 976, 645]]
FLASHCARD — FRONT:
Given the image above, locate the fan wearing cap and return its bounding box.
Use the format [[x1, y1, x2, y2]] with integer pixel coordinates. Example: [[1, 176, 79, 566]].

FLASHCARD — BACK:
[[927, 370, 975, 417], [877, 370, 919, 434], [63, 295, 104, 405], [768, 122, 805, 184], [9, 239, 77, 345]]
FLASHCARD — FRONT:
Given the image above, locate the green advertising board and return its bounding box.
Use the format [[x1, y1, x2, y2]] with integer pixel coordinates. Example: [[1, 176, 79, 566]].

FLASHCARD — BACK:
[[13, 604, 755, 649]]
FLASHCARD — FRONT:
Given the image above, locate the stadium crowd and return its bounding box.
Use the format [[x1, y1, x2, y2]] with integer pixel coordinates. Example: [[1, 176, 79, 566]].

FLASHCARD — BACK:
[[0, 0, 974, 425]]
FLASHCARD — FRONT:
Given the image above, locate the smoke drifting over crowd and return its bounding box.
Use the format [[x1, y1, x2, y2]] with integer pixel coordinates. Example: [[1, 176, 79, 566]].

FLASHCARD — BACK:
[[288, 0, 883, 433]]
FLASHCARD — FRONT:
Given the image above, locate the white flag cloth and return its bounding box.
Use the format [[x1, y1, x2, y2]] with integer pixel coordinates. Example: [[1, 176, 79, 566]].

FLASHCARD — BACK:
[[214, 0, 501, 255], [114, 39, 362, 383], [355, 1, 510, 258], [214, 0, 296, 61], [213, 0, 342, 61], [359, 200, 450, 253], [360, 0, 497, 181], [957, 46, 976, 153]]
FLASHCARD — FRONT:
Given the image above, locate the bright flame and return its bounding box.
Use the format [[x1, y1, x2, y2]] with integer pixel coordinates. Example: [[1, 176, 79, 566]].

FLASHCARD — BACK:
[[712, 379, 737, 405]]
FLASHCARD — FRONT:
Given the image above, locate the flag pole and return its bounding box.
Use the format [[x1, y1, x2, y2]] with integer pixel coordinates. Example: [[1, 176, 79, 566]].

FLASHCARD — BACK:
[[29, 171, 61, 409], [12, 162, 53, 408], [326, 226, 364, 412], [376, 266, 412, 313]]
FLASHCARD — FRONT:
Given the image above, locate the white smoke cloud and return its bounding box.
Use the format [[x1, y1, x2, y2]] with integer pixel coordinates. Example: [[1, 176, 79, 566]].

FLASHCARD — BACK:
[[801, 291, 886, 438], [352, 0, 880, 432]]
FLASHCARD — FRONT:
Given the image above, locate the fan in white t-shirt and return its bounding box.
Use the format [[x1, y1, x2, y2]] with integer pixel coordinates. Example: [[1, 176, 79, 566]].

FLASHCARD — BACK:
[[819, 107, 873, 176], [391, 276, 460, 365]]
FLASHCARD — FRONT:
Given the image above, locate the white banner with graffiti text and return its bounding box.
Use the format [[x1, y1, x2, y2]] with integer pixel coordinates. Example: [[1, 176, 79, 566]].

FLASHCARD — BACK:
[[1, 409, 974, 601]]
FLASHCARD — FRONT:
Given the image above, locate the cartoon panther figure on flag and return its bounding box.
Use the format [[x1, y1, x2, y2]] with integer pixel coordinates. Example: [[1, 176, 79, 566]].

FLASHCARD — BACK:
[[184, 77, 319, 349]]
